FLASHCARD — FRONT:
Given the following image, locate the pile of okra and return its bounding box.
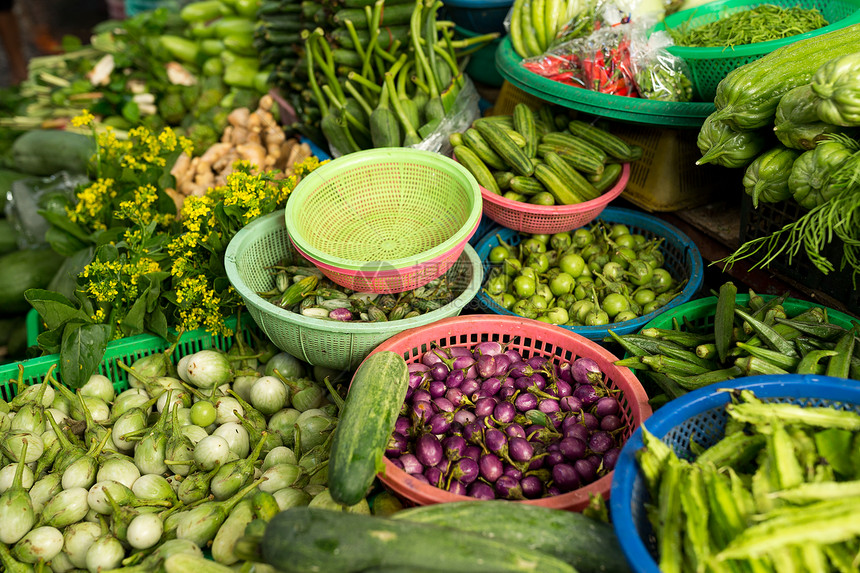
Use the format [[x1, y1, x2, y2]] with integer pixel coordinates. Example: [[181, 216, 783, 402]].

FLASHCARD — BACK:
[[609, 281, 860, 405], [638, 388, 860, 572]]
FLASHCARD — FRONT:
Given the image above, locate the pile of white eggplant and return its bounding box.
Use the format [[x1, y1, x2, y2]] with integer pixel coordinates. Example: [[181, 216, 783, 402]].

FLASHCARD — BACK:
[[0, 336, 352, 573]]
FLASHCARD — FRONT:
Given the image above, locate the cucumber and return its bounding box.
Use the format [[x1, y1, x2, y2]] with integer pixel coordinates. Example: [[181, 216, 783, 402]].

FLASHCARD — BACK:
[[328, 351, 408, 506], [12, 130, 95, 176], [474, 122, 534, 177], [493, 170, 515, 190], [261, 507, 576, 573], [541, 131, 608, 163], [0, 248, 64, 316], [513, 103, 538, 158], [567, 120, 633, 160], [0, 219, 19, 255], [509, 175, 544, 196], [164, 553, 234, 573], [534, 163, 585, 205], [543, 152, 601, 201], [538, 143, 605, 176], [392, 500, 632, 573], [591, 162, 623, 192], [454, 145, 500, 194], [463, 128, 507, 170]]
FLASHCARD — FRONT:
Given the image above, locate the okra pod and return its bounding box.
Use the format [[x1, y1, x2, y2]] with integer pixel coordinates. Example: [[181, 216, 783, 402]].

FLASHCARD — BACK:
[[278, 275, 318, 307], [694, 432, 766, 469], [656, 342, 717, 371], [734, 342, 799, 372], [642, 372, 686, 400], [613, 356, 648, 370], [813, 427, 855, 478], [774, 316, 848, 340], [714, 282, 737, 363], [795, 349, 838, 375], [726, 401, 860, 431], [734, 308, 798, 357], [666, 365, 744, 390], [608, 331, 670, 355], [695, 343, 717, 360], [641, 354, 710, 376], [824, 327, 857, 379], [640, 327, 716, 347], [734, 356, 790, 376]]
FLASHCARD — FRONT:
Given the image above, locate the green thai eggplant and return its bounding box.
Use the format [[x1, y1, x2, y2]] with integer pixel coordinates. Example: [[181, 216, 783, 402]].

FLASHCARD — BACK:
[[812, 51, 860, 127], [788, 138, 856, 209], [774, 85, 848, 150], [697, 114, 769, 168], [743, 146, 801, 207]]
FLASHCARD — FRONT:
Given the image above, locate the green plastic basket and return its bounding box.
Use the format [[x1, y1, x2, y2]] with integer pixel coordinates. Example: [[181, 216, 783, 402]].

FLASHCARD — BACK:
[[640, 294, 857, 333], [0, 315, 258, 400], [284, 148, 482, 274], [658, 0, 860, 101], [224, 210, 484, 372], [494, 36, 716, 127]]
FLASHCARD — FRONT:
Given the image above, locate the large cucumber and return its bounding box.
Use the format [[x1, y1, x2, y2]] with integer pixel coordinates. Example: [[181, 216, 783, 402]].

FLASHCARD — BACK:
[[261, 507, 576, 573], [392, 500, 632, 573], [328, 351, 409, 506], [0, 248, 64, 316], [12, 130, 95, 176]]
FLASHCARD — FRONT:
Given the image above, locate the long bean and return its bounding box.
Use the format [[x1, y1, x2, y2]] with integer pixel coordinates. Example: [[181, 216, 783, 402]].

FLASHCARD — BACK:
[[672, 5, 828, 48]]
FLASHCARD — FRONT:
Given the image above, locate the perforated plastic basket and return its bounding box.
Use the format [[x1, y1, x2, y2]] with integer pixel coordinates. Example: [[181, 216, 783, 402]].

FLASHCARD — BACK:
[[658, 0, 860, 101], [475, 207, 704, 341], [224, 210, 484, 371], [284, 148, 482, 293], [495, 37, 716, 127], [362, 314, 652, 511], [1, 314, 257, 399], [609, 375, 860, 573], [472, 161, 630, 235]]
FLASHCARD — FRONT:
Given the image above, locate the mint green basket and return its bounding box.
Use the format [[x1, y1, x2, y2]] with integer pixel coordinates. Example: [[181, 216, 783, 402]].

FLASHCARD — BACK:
[[658, 0, 860, 101], [224, 210, 484, 371]]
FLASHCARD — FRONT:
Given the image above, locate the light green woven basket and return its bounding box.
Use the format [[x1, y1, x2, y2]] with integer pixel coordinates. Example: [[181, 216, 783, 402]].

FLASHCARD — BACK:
[[224, 210, 484, 371], [285, 148, 482, 271], [659, 0, 860, 101]]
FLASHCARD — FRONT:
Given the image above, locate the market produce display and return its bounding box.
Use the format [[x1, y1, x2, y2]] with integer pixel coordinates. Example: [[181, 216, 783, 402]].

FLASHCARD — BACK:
[[483, 224, 683, 326], [612, 282, 859, 404], [383, 342, 628, 500], [636, 388, 860, 572], [453, 104, 640, 205]]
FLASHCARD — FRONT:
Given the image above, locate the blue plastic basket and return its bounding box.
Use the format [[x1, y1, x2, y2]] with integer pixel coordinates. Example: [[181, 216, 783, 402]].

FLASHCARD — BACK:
[[440, 0, 514, 34], [609, 375, 860, 573], [473, 207, 704, 341]]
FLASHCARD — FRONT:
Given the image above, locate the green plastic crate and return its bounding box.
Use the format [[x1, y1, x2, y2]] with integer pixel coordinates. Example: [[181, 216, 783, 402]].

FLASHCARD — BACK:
[[658, 0, 860, 101], [2, 315, 259, 400]]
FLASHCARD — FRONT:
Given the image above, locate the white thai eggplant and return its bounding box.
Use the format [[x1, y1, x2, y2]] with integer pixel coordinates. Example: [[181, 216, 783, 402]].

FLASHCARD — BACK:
[[50, 549, 75, 573], [38, 487, 89, 527], [213, 396, 243, 424], [177, 463, 222, 505], [133, 395, 172, 476], [249, 376, 288, 415], [193, 435, 231, 470], [85, 532, 124, 573], [0, 438, 34, 544], [79, 374, 115, 404], [132, 474, 178, 506], [126, 512, 163, 549], [180, 425, 208, 445], [0, 461, 34, 493], [3, 432, 43, 464], [212, 423, 249, 458], [12, 525, 63, 563], [175, 478, 264, 547], [110, 388, 151, 420], [258, 463, 303, 493], [210, 435, 267, 501], [264, 352, 305, 380], [29, 473, 61, 515], [96, 457, 140, 489], [267, 408, 301, 447], [184, 350, 232, 389], [272, 487, 312, 510], [262, 446, 297, 470], [164, 408, 195, 476], [61, 428, 112, 490], [230, 374, 259, 403], [62, 521, 101, 569]]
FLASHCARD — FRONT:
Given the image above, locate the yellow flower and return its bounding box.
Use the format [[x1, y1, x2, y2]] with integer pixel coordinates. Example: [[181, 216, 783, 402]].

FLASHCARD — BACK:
[[71, 109, 95, 127]]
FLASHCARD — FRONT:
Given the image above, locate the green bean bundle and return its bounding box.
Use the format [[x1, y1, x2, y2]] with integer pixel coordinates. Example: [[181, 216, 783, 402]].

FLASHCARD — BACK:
[[672, 5, 828, 48]]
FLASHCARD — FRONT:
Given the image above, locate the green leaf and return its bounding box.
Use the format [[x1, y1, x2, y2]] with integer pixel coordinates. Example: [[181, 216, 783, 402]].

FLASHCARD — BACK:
[[60, 322, 111, 389], [122, 100, 141, 124], [121, 290, 148, 334], [39, 210, 93, 243], [24, 289, 90, 331], [61, 35, 83, 52], [146, 306, 169, 340], [36, 327, 63, 355], [96, 243, 120, 263], [45, 227, 89, 257]]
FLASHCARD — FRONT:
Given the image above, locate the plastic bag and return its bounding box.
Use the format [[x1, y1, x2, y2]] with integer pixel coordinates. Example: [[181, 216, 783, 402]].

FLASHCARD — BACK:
[[521, 41, 586, 87], [5, 171, 88, 250], [413, 75, 481, 157], [630, 29, 693, 102], [575, 23, 639, 96]]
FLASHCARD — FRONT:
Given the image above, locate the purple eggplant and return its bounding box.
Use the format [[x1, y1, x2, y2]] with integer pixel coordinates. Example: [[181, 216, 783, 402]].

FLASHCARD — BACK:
[[560, 395, 583, 413], [504, 422, 526, 439], [595, 396, 620, 417], [558, 361, 573, 384], [589, 431, 614, 454], [503, 464, 524, 481], [442, 435, 468, 460], [446, 370, 465, 389], [479, 453, 504, 482], [412, 389, 432, 404], [411, 400, 435, 423], [412, 473, 430, 484], [514, 392, 538, 412], [449, 457, 479, 485], [538, 398, 561, 415], [385, 432, 409, 457], [408, 363, 431, 374], [508, 436, 534, 463], [555, 379, 572, 398], [473, 340, 504, 357], [399, 453, 424, 475], [453, 409, 476, 426], [479, 377, 502, 398], [474, 397, 497, 418], [476, 354, 496, 379], [448, 421, 464, 436], [463, 445, 482, 461], [559, 437, 587, 461], [493, 401, 517, 424], [430, 363, 449, 381], [499, 387, 517, 401], [509, 362, 532, 379], [422, 350, 445, 368], [574, 458, 597, 483], [390, 457, 404, 471], [436, 458, 451, 474], [463, 421, 484, 444], [447, 479, 467, 496], [459, 378, 480, 398], [445, 388, 468, 408], [571, 357, 603, 385], [562, 422, 589, 442], [452, 355, 477, 372], [572, 384, 601, 406], [493, 354, 512, 377], [424, 466, 444, 487], [526, 373, 547, 391], [600, 415, 624, 432], [433, 397, 455, 413], [449, 347, 472, 358], [504, 349, 524, 364], [468, 481, 495, 500], [483, 428, 508, 456], [575, 411, 600, 430], [527, 356, 547, 370], [552, 462, 580, 492], [521, 475, 543, 498], [494, 475, 525, 500], [427, 380, 447, 399], [394, 416, 410, 436], [604, 447, 621, 471], [427, 412, 453, 434], [415, 434, 444, 467], [408, 373, 425, 390], [545, 449, 565, 466]]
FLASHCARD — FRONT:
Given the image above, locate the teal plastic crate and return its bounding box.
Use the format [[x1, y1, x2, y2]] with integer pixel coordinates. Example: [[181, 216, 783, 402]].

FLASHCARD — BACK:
[[6, 314, 259, 399]]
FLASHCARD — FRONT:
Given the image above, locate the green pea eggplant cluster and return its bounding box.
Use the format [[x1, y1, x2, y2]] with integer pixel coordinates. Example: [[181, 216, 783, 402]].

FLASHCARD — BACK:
[[482, 223, 684, 327], [0, 333, 356, 573], [638, 388, 860, 572], [612, 282, 860, 407], [260, 260, 457, 322]]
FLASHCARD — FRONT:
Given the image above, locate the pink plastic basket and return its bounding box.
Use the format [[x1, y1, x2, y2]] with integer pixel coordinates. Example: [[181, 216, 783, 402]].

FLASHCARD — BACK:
[[479, 163, 630, 234], [360, 314, 652, 511], [290, 218, 480, 294]]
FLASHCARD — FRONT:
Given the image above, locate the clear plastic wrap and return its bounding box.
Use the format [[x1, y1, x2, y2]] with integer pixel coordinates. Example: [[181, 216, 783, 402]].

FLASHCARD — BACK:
[[576, 23, 639, 96], [630, 29, 693, 102]]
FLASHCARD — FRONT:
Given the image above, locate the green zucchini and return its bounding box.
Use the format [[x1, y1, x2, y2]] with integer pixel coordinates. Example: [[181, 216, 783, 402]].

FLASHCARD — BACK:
[[328, 351, 408, 506], [712, 23, 860, 131], [543, 152, 601, 201], [513, 103, 538, 158], [463, 128, 507, 170], [567, 120, 633, 160], [261, 507, 576, 573], [12, 130, 95, 176], [392, 501, 632, 573], [455, 145, 499, 194], [534, 163, 585, 205], [475, 122, 534, 176]]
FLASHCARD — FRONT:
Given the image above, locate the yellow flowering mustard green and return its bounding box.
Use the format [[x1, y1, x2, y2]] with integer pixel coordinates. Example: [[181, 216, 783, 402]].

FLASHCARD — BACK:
[[71, 109, 95, 128], [64, 117, 322, 338]]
